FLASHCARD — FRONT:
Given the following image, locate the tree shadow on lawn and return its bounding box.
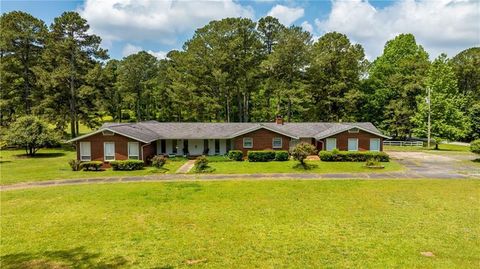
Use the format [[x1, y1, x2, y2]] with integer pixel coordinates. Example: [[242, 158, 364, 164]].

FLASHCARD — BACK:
[[292, 162, 318, 170], [13, 152, 66, 159], [1, 247, 128, 269]]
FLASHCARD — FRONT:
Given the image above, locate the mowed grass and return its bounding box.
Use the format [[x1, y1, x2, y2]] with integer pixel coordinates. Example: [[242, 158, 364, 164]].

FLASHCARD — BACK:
[[206, 160, 403, 174], [384, 143, 471, 152], [0, 149, 186, 185], [1, 180, 479, 268]]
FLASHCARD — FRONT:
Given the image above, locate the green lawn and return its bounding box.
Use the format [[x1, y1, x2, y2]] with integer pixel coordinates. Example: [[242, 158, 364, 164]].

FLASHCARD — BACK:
[[0, 148, 186, 185], [1, 180, 479, 268], [204, 159, 403, 174], [384, 143, 471, 152]]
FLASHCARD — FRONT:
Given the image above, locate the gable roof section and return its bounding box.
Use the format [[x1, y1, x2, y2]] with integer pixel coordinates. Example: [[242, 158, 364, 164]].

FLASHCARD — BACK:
[[67, 121, 389, 142], [67, 123, 159, 143], [314, 123, 391, 139]]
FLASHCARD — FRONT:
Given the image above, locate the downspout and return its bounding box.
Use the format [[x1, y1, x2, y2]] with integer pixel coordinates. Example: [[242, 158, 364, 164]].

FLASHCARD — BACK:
[[141, 143, 151, 162]]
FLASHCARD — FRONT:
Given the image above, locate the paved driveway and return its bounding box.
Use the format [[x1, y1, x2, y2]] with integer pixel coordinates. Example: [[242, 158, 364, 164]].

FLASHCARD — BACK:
[[387, 151, 480, 178]]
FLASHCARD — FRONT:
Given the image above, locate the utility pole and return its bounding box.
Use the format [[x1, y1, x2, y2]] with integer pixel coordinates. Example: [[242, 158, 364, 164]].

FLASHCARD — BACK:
[[427, 86, 431, 148]]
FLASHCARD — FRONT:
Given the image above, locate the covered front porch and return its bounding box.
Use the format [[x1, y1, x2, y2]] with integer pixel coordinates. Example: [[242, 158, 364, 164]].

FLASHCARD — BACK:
[[155, 139, 233, 156]]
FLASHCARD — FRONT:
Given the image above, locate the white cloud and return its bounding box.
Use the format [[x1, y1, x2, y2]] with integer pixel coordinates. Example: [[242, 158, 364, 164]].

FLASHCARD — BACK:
[[122, 43, 167, 59], [80, 0, 254, 44], [267, 4, 304, 25], [315, 0, 480, 59], [301, 21, 313, 33], [122, 43, 142, 57]]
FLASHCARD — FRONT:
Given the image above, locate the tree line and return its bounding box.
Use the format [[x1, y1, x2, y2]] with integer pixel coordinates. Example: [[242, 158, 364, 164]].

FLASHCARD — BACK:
[[1, 11, 479, 143]]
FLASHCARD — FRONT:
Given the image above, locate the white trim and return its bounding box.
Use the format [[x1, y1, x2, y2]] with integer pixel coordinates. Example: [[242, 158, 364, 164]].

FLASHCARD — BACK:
[[102, 130, 115, 136], [272, 137, 282, 148], [128, 142, 140, 159], [316, 126, 391, 140], [67, 128, 150, 143], [348, 128, 359, 133], [104, 142, 115, 161], [243, 137, 253, 148], [325, 138, 337, 151], [348, 138, 359, 151], [230, 124, 299, 139], [79, 141, 91, 161], [370, 138, 381, 151]]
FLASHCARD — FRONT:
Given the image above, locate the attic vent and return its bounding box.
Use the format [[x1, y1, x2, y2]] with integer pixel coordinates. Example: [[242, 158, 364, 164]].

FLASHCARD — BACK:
[[102, 130, 114, 136], [348, 128, 359, 133]]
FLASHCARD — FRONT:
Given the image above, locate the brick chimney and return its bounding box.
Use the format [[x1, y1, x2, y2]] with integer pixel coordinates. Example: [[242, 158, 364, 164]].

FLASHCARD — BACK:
[[275, 115, 284, 125]]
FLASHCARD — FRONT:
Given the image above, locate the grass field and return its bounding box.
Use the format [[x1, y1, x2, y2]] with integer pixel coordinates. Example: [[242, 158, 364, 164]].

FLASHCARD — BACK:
[[1, 180, 479, 268], [0, 148, 186, 185], [205, 160, 403, 174], [384, 143, 471, 152]]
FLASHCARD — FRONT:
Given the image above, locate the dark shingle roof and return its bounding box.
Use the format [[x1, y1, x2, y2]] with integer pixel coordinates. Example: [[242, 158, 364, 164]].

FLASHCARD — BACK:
[[69, 121, 388, 143]]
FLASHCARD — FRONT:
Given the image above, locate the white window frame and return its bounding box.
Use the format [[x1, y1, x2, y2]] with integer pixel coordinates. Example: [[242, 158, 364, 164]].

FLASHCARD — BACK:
[[243, 137, 253, 148], [370, 138, 381, 152], [348, 138, 359, 151], [272, 137, 282, 148], [79, 141, 91, 161], [104, 142, 115, 161], [348, 128, 359, 133], [326, 138, 337, 151], [128, 142, 140, 160]]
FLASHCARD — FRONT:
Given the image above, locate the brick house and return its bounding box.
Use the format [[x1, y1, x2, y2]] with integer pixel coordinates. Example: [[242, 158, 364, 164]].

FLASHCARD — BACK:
[[68, 116, 390, 165]]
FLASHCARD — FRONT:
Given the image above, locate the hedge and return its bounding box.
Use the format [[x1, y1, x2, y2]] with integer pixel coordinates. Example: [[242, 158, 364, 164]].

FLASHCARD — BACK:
[[79, 161, 103, 171], [319, 151, 389, 162], [110, 160, 144, 170], [247, 150, 276, 162], [228, 150, 243, 161], [274, 150, 289, 161], [471, 139, 480, 155]]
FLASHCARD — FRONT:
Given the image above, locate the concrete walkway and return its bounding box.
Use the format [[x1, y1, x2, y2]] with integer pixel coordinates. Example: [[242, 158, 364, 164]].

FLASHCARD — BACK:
[[175, 160, 196, 173]]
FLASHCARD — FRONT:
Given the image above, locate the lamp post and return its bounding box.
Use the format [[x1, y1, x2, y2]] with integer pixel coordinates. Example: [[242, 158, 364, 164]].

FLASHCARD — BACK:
[[427, 87, 431, 148]]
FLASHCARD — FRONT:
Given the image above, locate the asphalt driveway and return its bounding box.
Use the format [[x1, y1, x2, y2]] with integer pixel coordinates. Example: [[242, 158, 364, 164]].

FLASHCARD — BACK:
[[387, 151, 480, 178]]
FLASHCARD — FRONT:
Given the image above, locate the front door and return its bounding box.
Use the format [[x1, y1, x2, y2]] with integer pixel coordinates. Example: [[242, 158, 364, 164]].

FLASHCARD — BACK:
[[316, 140, 323, 151], [188, 139, 204, 156]]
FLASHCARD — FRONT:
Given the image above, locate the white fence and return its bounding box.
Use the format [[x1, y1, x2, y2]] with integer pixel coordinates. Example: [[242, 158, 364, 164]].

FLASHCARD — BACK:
[[383, 141, 424, 147]]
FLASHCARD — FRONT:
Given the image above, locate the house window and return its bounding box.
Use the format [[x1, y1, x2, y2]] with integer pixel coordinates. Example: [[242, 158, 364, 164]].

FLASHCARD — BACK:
[[326, 138, 337, 151], [128, 142, 139, 159], [79, 141, 91, 161], [348, 138, 358, 151], [243, 137, 253, 148], [370, 138, 380, 151], [172, 140, 177, 154], [226, 139, 232, 152], [272, 137, 282, 148], [104, 142, 115, 161], [215, 139, 220, 154], [348, 128, 359, 133]]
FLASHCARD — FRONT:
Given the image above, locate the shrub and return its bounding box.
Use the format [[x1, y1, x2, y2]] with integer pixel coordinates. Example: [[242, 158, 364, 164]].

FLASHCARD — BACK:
[[247, 150, 276, 162], [194, 155, 213, 172], [274, 150, 289, 161], [79, 161, 103, 171], [319, 151, 389, 162], [151, 155, 167, 168], [290, 142, 316, 165], [227, 150, 243, 161], [68, 159, 82, 171], [110, 160, 144, 171], [471, 140, 480, 155]]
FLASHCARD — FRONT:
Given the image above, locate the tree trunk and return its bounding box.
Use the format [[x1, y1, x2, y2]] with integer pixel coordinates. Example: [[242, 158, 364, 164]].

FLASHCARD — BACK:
[[69, 35, 77, 138], [23, 49, 30, 114], [435, 142, 439, 150]]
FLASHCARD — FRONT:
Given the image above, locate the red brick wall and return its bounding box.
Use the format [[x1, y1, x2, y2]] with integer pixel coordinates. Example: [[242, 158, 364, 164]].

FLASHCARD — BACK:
[[320, 130, 384, 151], [142, 142, 156, 163], [232, 128, 291, 155], [75, 132, 152, 166]]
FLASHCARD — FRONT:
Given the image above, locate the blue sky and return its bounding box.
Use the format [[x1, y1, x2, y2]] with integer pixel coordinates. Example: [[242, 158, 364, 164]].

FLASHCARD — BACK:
[[2, 0, 479, 60]]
